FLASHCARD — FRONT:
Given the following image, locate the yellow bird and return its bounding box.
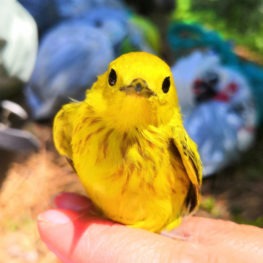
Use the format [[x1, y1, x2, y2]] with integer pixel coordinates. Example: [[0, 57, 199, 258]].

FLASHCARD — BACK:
[[53, 51, 202, 233]]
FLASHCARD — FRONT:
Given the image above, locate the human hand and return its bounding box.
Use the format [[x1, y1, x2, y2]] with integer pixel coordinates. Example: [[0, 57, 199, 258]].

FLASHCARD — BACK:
[[37, 192, 263, 263]]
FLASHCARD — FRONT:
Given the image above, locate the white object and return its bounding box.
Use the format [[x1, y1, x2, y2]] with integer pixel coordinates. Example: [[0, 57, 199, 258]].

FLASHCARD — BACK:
[[0, 0, 38, 82]]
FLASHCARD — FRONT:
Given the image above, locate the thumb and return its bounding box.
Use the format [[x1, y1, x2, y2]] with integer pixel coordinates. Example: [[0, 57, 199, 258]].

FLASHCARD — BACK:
[[37, 208, 208, 263]]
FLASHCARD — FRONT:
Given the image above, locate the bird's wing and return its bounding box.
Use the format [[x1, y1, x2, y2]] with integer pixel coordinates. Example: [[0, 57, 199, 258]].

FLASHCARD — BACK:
[[53, 102, 80, 160], [169, 127, 202, 214]]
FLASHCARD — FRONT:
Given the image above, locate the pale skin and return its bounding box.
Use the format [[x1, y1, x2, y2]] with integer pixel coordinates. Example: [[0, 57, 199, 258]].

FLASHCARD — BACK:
[[37, 192, 263, 263]]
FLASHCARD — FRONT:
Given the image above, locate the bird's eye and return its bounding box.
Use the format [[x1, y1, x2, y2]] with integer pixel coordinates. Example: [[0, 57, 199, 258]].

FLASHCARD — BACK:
[[162, 76, 170, 93], [108, 69, 117, 86]]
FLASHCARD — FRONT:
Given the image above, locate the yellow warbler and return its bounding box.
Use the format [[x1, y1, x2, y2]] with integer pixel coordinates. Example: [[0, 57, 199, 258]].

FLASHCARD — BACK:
[[53, 51, 202, 233]]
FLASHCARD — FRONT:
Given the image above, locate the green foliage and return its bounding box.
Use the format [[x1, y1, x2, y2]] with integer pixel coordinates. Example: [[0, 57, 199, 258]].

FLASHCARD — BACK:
[[200, 196, 216, 213], [200, 196, 223, 217], [173, 0, 263, 53], [233, 216, 263, 227]]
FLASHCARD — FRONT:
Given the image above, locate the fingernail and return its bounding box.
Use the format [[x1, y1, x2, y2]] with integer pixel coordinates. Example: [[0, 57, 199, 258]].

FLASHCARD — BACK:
[[38, 210, 70, 225]]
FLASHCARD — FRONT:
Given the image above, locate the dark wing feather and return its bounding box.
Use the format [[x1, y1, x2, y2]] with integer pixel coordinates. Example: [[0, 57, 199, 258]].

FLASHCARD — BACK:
[[169, 129, 202, 214], [53, 102, 80, 160]]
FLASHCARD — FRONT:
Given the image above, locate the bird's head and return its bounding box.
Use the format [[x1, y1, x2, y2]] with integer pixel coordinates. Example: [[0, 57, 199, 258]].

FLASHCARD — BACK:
[[88, 52, 180, 132]]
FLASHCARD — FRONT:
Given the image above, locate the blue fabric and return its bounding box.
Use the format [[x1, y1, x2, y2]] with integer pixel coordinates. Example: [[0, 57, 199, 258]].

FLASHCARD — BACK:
[[168, 22, 238, 65], [168, 21, 263, 124], [77, 7, 154, 54], [75, 7, 129, 48], [18, 0, 124, 34], [25, 21, 114, 119], [18, 0, 59, 34]]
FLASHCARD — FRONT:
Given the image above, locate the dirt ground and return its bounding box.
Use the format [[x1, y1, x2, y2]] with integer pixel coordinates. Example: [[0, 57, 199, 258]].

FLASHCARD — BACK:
[[0, 122, 262, 262]]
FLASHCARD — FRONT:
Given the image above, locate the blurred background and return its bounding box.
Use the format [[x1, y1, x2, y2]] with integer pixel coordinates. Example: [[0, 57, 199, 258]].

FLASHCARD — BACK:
[[0, 0, 263, 262]]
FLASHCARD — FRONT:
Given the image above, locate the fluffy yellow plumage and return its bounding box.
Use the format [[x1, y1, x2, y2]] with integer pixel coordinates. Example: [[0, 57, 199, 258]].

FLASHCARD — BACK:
[[53, 51, 202, 233]]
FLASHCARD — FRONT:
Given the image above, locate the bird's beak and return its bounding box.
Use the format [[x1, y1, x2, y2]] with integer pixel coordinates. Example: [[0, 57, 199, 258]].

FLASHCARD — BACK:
[[119, 78, 156, 98]]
